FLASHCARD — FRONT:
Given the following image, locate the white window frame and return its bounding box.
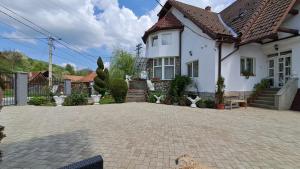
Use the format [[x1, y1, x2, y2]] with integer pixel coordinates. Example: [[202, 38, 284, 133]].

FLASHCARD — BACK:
[[153, 57, 176, 80], [240, 57, 256, 76], [161, 33, 172, 46], [152, 35, 158, 47], [187, 60, 199, 78]]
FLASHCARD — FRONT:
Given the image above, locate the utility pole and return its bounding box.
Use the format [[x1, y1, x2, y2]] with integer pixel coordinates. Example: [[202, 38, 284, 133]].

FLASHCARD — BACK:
[[48, 36, 54, 88], [135, 43, 142, 58]]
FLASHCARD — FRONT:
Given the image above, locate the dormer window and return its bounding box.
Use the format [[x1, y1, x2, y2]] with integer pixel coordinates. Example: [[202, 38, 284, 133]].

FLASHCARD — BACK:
[[152, 36, 158, 47], [161, 33, 172, 45]]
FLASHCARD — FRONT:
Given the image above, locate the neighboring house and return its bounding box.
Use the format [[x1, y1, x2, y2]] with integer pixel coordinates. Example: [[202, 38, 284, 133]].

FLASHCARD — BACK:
[[28, 71, 49, 84], [63, 72, 97, 95], [143, 0, 300, 109]]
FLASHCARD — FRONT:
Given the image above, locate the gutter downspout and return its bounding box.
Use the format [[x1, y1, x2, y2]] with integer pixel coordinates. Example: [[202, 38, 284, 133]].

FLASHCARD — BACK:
[[218, 42, 223, 79], [179, 29, 183, 76]]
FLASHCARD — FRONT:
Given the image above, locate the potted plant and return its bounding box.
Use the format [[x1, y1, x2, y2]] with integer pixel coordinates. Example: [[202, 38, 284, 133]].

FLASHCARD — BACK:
[[241, 71, 254, 79], [216, 77, 225, 109]]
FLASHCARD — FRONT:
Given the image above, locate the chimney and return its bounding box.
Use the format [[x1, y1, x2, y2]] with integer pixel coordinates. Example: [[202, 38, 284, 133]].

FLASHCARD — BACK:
[[205, 6, 211, 11]]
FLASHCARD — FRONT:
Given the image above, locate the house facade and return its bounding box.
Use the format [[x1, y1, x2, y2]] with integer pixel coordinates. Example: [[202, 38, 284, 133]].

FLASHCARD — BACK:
[[143, 0, 300, 107]]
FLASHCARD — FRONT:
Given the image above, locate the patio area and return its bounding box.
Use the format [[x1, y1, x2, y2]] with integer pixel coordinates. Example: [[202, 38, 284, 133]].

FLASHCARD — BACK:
[[0, 103, 300, 169]]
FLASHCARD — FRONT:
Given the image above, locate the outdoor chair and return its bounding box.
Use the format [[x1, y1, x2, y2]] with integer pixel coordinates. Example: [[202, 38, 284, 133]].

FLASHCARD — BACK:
[[224, 92, 247, 110], [58, 155, 103, 169]]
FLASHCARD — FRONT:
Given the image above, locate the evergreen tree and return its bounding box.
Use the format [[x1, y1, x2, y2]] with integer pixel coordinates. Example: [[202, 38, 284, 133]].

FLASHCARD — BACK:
[[93, 57, 109, 96]]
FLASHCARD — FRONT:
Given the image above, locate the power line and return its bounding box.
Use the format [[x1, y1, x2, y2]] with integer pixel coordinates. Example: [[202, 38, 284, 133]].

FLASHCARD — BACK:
[[0, 19, 96, 65], [154, 0, 212, 41], [0, 4, 106, 61]]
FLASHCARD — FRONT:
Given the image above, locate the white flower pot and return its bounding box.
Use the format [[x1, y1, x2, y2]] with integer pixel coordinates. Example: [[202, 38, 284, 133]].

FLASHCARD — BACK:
[[91, 95, 102, 105], [53, 95, 66, 106]]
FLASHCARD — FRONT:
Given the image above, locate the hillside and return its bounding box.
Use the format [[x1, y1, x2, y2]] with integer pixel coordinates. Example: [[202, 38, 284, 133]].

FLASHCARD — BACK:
[[0, 51, 91, 76]]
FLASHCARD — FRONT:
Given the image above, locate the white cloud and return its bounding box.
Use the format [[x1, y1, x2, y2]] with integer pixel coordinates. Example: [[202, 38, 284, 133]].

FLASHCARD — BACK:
[[0, 0, 232, 53]]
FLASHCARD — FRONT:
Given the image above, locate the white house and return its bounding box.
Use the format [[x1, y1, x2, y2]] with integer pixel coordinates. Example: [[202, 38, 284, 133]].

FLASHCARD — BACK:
[[142, 0, 300, 110]]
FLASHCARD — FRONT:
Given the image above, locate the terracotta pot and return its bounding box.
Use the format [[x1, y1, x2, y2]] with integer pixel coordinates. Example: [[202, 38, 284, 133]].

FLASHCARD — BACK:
[[216, 104, 225, 110], [239, 102, 247, 107]]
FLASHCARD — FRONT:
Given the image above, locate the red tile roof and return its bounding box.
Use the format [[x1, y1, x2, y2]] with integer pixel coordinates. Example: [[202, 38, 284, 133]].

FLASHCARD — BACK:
[[142, 12, 183, 43], [63, 75, 84, 82], [80, 72, 97, 83], [63, 72, 96, 83], [221, 0, 298, 44], [145, 0, 298, 44]]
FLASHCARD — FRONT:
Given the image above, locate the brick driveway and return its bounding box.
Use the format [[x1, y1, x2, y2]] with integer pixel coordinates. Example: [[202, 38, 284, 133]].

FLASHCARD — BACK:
[[0, 103, 300, 169]]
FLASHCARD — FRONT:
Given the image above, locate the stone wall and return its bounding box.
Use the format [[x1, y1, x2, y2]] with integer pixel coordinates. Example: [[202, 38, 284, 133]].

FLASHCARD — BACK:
[[152, 80, 171, 93]]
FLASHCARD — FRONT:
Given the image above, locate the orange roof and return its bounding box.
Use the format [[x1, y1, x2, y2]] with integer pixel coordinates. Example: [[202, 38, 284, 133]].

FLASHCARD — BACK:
[[80, 72, 97, 83], [63, 75, 84, 82], [63, 72, 97, 83]]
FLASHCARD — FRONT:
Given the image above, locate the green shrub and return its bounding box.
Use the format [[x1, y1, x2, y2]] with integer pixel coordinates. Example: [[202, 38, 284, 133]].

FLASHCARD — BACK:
[[148, 91, 165, 103], [168, 75, 191, 103], [94, 57, 109, 96], [100, 95, 115, 104], [109, 78, 128, 103], [252, 79, 271, 96], [63, 93, 88, 106], [216, 77, 225, 104], [28, 96, 49, 106], [196, 99, 215, 108]]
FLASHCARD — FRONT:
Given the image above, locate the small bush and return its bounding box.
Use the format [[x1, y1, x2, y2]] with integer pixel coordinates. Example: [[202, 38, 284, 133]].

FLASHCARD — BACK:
[[100, 95, 115, 104], [28, 96, 49, 106], [148, 91, 165, 103], [168, 75, 191, 103], [196, 99, 215, 108], [109, 78, 128, 103], [63, 93, 88, 106]]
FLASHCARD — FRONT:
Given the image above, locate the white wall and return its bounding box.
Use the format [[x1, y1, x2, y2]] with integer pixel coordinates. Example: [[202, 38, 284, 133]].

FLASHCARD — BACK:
[[172, 8, 217, 93], [278, 2, 300, 39], [222, 43, 268, 92], [145, 30, 180, 58]]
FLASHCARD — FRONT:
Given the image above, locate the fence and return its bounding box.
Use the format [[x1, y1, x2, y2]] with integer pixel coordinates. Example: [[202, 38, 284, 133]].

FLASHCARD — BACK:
[[28, 78, 64, 100], [0, 72, 16, 106]]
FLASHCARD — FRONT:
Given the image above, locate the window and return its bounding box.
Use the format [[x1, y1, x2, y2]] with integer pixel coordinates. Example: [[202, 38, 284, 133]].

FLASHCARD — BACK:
[[154, 58, 162, 79], [152, 36, 158, 47], [164, 57, 175, 79], [187, 60, 199, 78], [161, 33, 172, 45], [153, 57, 175, 80], [240, 57, 256, 76]]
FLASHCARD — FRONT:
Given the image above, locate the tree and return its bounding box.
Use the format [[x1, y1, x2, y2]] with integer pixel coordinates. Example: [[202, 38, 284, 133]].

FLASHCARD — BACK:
[[65, 64, 75, 75], [110, 49, 135, 79], [93, 57, 109, 96]]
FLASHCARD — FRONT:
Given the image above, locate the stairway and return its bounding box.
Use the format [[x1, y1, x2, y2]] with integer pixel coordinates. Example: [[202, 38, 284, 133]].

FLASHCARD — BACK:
[[249, 88, 280, 109], [291, 89, 300, 111], [126, 80, 147, 102]]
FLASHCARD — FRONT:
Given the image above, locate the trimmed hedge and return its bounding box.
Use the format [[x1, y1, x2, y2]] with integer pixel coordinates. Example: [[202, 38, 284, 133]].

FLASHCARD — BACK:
[[109, 78, 128, 103], [63, 93, 88, 106], [28, 96, 49, 106]]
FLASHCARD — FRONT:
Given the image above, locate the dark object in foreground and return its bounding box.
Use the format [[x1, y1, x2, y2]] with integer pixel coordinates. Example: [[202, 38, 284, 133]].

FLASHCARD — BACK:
[[59, 155, 103, 169], [0, 125, 5, 142]]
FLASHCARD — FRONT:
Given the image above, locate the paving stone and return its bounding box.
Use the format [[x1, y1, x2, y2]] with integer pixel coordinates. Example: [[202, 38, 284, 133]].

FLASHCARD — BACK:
[[0, 103, 299, 169]]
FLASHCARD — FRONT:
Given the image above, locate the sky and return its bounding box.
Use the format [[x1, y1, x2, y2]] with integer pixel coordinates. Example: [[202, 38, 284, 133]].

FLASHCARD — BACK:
[[0, 0, 234, 70]]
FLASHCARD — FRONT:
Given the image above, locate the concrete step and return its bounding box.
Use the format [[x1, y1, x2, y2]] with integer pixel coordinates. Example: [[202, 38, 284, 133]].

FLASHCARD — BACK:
[[253, 100, 274, 106], [249, 103, 276, 109], [261, 91, 278, 95], [258, 93, 276, 98], [255, 96, 274, 101]]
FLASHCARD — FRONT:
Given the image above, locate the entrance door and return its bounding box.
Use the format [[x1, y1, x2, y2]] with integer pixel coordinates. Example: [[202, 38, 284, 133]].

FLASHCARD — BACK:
[[268, 51, 292, 88]]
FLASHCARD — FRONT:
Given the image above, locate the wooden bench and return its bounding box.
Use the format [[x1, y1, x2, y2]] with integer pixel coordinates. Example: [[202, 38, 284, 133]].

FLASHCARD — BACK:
[[224, 93, 247, 110]]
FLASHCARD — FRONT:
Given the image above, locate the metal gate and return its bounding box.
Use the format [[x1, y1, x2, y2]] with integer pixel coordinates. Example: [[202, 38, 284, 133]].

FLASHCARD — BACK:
[[0, 72, 16, 106]]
